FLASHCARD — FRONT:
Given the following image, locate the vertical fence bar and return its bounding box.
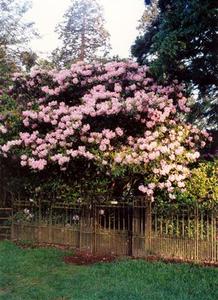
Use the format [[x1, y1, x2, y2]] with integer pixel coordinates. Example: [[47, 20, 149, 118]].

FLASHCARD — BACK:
[[182, 212, 185, 238], [195, 206, 199, 262], [128, 203, 133, 256], [145, 200, 152, 253], [93, 203, 97, 255], [79, 205, 83, 251], [107, 205, 111, 253], [215, 213, 217, 262], [38, 201, 41, 243], [211, 211, 214, 261], [11, 207, 14, 240], [200, 211, 203, 241], [48, 205, 52, 244], [176, 214, 179, 237]]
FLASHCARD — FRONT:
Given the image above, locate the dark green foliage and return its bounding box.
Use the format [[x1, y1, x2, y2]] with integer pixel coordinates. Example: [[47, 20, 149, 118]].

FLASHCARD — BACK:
[[20, 51, 38, 72], [0, 47, 16, 89], [132, 0, 218, 128]]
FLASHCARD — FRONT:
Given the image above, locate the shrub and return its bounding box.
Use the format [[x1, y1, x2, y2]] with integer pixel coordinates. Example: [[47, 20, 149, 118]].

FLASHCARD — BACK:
[[0, 61, 211, 202], [184, 159, 218, 208]]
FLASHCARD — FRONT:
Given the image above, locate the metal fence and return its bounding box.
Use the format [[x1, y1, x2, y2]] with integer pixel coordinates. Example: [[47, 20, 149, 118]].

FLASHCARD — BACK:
[[1, 198, 217, 263], [0, 208, 12, 240]]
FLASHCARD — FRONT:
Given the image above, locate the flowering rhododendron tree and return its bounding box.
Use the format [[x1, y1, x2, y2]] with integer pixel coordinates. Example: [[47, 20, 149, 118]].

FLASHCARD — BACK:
[[0, 61, 211, 202]]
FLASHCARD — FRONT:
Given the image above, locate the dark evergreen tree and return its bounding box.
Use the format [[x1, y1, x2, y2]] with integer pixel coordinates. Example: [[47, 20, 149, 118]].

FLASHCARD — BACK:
[[132, 0, 218, 128]]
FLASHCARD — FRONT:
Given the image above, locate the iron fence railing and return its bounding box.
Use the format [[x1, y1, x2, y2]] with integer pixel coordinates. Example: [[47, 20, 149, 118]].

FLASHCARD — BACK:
[[1, 198, 215, 263]]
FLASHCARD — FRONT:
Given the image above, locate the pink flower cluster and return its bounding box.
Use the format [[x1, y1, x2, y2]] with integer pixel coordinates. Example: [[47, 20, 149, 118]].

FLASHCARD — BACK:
[[0, 125, 7, 134], [1, 61, 211, 201]]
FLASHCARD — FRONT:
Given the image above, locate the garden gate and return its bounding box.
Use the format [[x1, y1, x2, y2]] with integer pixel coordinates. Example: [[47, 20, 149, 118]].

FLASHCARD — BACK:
[[10, 198, 151, 256]]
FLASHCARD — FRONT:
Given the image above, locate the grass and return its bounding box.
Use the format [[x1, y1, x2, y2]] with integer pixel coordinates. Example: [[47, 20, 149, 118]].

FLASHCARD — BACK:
[[0, 241, 217, 300]]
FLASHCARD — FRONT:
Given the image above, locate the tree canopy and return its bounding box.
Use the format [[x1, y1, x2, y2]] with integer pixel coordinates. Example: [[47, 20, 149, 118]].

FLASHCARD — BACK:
[[53, 0, 111, 67], [0, 61, 211, 202], [0, 0, 38, 86], [132, 0, 218, 128]]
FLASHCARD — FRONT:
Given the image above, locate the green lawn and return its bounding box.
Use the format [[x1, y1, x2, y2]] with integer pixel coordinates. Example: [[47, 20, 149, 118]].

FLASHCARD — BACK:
[[0, 241, 217, 300]]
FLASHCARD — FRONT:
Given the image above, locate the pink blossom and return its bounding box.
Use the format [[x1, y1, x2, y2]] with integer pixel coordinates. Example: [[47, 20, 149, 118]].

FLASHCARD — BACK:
[[1, 60, 209, 200], [114, 155, 122, 163]]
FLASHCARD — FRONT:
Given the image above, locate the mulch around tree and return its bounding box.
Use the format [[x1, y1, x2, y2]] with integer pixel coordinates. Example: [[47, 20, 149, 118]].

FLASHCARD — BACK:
[[64, 251, 118, 265], [64, 252, 218, 267]]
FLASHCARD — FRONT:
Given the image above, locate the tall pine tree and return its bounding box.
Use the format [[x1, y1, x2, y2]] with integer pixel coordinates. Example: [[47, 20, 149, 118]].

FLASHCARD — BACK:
[[54, 0, 111, 66]]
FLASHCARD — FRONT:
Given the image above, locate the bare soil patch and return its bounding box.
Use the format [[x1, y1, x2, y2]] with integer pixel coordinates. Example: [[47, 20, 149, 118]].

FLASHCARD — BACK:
[[64, 251, 118, 265]]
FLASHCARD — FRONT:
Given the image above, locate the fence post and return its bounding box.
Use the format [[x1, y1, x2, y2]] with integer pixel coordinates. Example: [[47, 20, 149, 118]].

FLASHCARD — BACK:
[[92, 203, 97, 255], [11, 207, 14, 240], [132, 200, 135, 257], [38, 201, 41, 243], [48, 205, 52, 244], [128, 202, 133, 256], [214, 212, 217, 262], [195, 206, 199, 262], [211, 210, 214, 262], [145, 200, 152, 254], [79, 205, 82, 251]]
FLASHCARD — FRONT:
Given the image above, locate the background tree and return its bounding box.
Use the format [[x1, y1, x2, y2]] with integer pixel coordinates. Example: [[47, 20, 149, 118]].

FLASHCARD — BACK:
[[37, 58, 56, 71], [132, 0, 218, 129], [137, 0, 158, 35], [20, 50, 38, 72], [0, 46, 17, 87], [0, 0, 36, 47], [54, 0, 111, 67]]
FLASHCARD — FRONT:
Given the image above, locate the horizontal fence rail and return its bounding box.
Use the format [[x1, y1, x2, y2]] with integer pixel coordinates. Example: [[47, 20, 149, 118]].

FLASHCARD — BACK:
[[1, 198, 217, 263]]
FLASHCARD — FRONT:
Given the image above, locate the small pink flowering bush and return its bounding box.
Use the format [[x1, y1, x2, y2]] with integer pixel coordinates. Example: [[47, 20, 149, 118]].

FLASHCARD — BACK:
[[0, 61, 211, 202]]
